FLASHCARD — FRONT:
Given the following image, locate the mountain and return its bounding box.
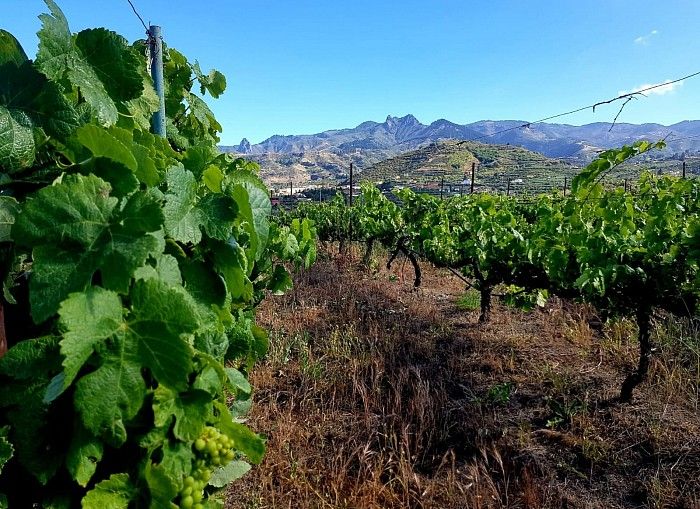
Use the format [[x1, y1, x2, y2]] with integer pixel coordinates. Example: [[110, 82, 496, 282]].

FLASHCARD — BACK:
[[220, 115, 700, 185]]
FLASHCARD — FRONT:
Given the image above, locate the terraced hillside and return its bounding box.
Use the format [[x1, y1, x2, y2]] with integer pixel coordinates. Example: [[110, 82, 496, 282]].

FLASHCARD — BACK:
[[354, 140, 580, 194]]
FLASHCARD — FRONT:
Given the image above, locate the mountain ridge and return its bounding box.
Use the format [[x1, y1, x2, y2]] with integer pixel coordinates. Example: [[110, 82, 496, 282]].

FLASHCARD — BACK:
[[220, 115, 700, 185]]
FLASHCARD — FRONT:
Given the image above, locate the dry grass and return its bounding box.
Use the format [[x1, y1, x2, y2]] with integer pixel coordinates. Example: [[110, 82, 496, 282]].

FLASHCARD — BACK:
[[230, 245, 700, 509]]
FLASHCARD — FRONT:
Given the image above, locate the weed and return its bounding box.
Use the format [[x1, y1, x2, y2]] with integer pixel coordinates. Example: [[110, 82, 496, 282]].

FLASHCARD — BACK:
[[486, 382, 515, 405], [545, 397, 586, 429], [457, 288, 481, 311]]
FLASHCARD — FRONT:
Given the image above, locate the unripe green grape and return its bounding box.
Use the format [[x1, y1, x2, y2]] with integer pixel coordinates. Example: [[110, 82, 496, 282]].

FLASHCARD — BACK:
[[192, 490, 203, 503], [180, 495, 194, 509], [181, 486, 193, 497], [194, 439, 206, 451]]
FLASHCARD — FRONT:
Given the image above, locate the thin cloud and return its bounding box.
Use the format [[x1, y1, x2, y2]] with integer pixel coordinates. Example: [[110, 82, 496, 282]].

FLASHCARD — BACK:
[[634, 29, 658, 45], [619, 80, 682, 97]]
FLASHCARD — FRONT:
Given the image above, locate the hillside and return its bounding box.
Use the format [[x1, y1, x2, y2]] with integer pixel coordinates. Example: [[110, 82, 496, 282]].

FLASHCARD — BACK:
[[353, 140, 579, 194], [221, 115, 700, 185]]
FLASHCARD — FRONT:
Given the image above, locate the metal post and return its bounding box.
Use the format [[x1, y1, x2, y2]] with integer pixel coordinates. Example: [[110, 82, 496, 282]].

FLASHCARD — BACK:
[[349, 163, 354, 206], [683, 161, 687, 179], [148, 25, 166, 137], [470, 162, 475, 194], [624, 179, 628, 192], [563, 177, 567, 196], [440, 177, 444, 200], [506, 179, 511, 196], [289, 181, 293, 197]]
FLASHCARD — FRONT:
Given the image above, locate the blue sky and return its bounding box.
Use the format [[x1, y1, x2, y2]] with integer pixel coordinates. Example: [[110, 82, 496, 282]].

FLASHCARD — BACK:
[[4, 1, 700, 145]]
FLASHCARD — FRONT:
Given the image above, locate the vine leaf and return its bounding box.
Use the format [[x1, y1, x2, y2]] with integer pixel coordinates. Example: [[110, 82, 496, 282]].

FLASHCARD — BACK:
[[153, 387, 212, 441], [81, 473, 135, 509], [66, 423, 104, 487], [73, 334, 145, 447], [12, 174, 164, 323], [57, 287, 123, 391], [0, 106, 35, 173]]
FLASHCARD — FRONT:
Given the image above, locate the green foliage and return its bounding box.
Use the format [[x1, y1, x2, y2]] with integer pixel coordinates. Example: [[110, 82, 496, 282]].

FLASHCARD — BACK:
[[286, 142, 700, 399], [0, 2, 316, 507]]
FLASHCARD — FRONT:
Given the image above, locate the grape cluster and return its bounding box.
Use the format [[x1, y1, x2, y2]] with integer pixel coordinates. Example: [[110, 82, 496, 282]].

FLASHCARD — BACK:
[[176, 426, 235, 509]]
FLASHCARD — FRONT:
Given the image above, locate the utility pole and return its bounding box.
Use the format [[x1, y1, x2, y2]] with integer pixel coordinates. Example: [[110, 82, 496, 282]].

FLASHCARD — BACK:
[[289, 180, 293, 197], [563, 177, 567, 196], [683, 161, 687, 179], [148, 25, 166, 137], [440, 176, 444, 200]]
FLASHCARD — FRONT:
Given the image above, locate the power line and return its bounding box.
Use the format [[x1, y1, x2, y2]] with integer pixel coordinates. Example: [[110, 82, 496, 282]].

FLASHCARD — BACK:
[[458, 70, 700, 145], [126, 0, 149, 33]]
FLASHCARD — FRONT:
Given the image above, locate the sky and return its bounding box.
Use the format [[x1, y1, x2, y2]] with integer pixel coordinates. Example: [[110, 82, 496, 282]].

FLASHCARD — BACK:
[[4, 0, 700, 145]]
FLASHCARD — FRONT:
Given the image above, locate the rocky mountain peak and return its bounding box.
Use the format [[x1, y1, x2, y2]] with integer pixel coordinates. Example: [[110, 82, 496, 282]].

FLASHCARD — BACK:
[[237, 138, 252, 153]]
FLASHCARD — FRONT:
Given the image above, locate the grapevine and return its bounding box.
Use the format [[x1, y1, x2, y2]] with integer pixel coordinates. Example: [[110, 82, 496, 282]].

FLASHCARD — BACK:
[[0, 1, 316, 507]]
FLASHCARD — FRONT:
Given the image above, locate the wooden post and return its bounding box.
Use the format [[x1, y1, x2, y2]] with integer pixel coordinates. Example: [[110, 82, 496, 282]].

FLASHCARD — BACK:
[[624, 179, 628, 192], [683, 161, 687, 179], [289, 181, 293, 197], [470, 162, 475, 194], [563, 177, 567, 196], [440, 176, 444, 200], [349, 162, 354, 206]]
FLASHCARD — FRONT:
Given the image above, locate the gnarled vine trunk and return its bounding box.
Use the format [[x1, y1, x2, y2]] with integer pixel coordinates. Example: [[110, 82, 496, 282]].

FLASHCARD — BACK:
[[479, 285, 492, 323], [620, 308, 652, 402], [363, 238, 375, 267]]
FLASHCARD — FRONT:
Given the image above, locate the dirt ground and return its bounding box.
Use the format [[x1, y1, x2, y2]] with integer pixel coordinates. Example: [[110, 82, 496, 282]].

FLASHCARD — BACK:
[[231, 245, 700, 509]]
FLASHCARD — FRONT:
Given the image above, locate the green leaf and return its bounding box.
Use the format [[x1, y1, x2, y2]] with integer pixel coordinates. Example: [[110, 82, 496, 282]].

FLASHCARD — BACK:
[[13, 174, 164, 323], [66, 423, 104, 487], [0, 336, 61, 380], [36, 0, 118, 126], [0, 105, 35, 173], [153, 387, 212, 441], [268, 265, 293, 295], [0, 30, 28, 67], [214, 403, 265, 464], [74, 335, 146, 446], [198, 194, 237, 240], [58, 286, 123, 391], [0, 196, 17, 242], [164, 166, 204, 244], [128, 279, 199, 390], [209, 460, 250, 488], [225, 368, 251, 397], [203, 165, 224, 193], [134, 253, 182, 287], [81, 473, 135, 509], [0, 434, 14, 475], [144, 461, 179, 509], [74, 28, 143, 102], [74, 124, 138, 172]]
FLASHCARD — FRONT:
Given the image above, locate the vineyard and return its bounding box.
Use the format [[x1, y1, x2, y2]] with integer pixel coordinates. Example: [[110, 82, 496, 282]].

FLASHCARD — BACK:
[[1, 1, 699, 509], [282, 141, 700, 403]]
